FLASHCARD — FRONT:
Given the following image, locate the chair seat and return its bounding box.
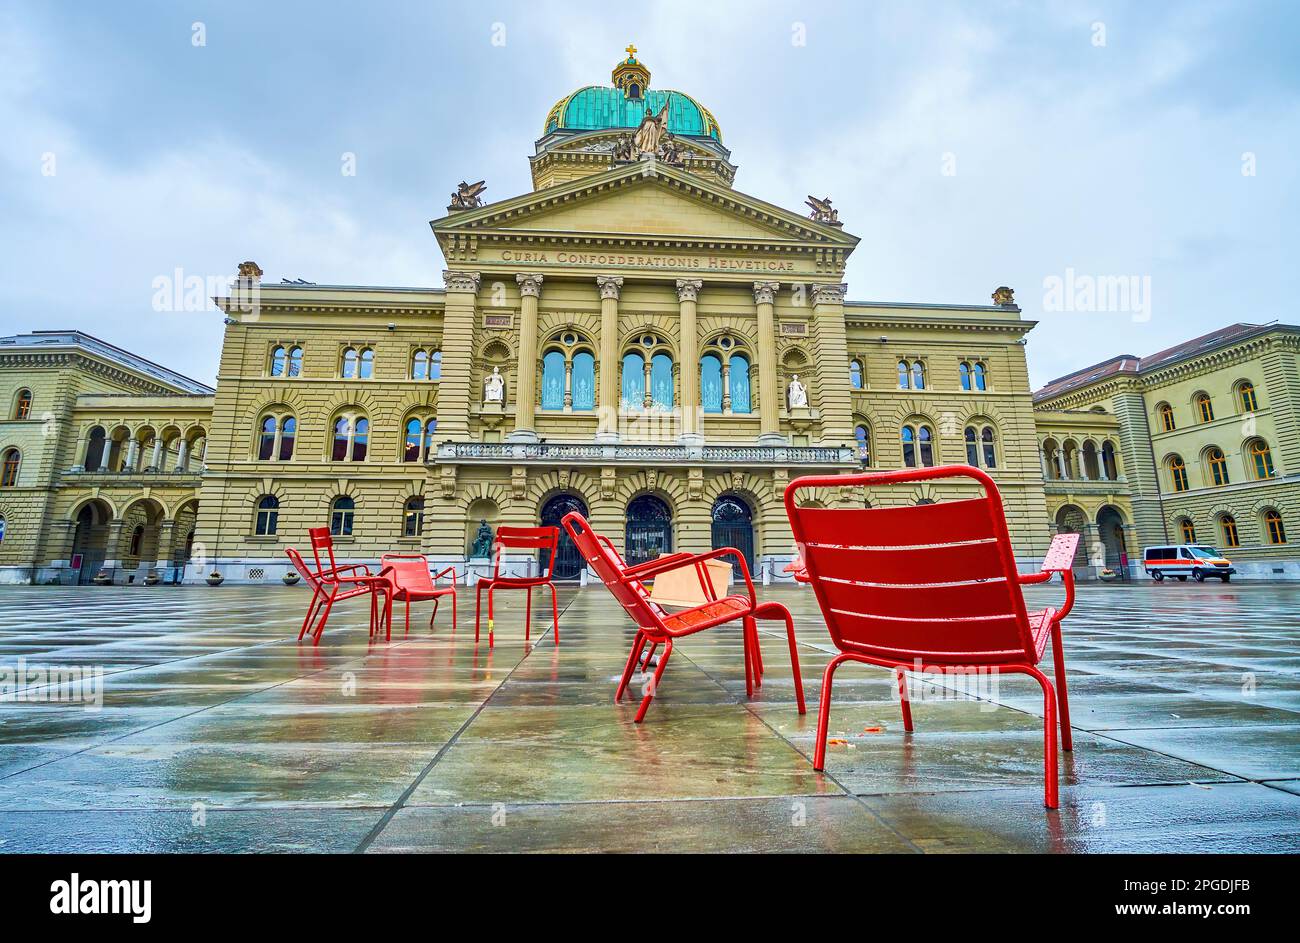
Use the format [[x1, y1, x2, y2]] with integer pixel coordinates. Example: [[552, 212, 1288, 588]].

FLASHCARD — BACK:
[[481, 575, 552, 589], [660, 595, 750, 633], [392, 585, 455, 601], [1029, 607, 1057, 662]]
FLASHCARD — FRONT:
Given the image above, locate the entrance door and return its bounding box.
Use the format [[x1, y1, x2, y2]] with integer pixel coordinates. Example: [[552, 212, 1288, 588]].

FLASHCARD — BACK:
[[711, 495, 755, 576], [72, 504, 109, 584], [625, 495, 673, 568], [539, 493, 588, 580]]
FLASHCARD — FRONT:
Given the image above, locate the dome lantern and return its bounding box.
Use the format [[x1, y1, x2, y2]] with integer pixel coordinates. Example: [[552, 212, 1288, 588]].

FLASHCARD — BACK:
[[611, 44, 651, 100]]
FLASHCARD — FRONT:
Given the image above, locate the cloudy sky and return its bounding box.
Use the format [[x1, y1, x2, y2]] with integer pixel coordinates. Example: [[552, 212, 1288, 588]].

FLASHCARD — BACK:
[[2, 0, 1296, 388]]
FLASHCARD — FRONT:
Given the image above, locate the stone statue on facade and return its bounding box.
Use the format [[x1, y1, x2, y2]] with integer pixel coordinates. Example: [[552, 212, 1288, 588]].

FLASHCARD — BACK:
[[805, 195, 839, 225], [633, 102, 670, 156], [992, 286, 1016, 306], [483, 366, 505, 403], [788, 375, 809, 408], [470, 520, 494, 559], [448, 180, 487, 210], [612, 134, 635, 161], [656, 132, 683, 165]]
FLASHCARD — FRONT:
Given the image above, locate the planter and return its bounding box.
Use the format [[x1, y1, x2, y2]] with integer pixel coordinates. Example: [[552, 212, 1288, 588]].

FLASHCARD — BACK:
[[91, 571, 113, 586], [282, 571, 301, 586], [205, 571, 225, 586], [143, 573, 161, 586], [1098, 569, 1120, 583]]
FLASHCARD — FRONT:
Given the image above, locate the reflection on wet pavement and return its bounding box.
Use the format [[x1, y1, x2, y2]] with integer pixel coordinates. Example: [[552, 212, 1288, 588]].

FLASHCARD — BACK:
[[0, 580, 1297, 852]]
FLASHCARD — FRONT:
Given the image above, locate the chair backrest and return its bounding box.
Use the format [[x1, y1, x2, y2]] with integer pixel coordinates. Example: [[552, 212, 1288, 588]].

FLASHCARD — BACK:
[[784, 465, 1035, 665], [285, 547, 320, 588], [380, 553, 434, 592], [561, 512, 664, 630], [308, 527, 338, 576], [493, 525, 560, 579]]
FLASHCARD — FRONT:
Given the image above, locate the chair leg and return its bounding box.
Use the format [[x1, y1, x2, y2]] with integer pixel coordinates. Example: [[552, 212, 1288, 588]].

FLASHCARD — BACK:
[[487, 586, 495, 648], [313, 588, 338, 646], [895, 668, 914, 731], [813, 654, 853, 770], [549, 582, 560, 646], [474, 582, 484, 643], [617, 631, 647, 702], [779, 607, 806, 715], [404, 596, 411, 635], [750, 619, 765, 677], [634, 639, 673, 723], [524, 587, 532, 641], [1025, 666, 1060, 809], [430, 596, 439, 629], [451, 590, 457, 630], [742, 617, 754, 698], [641, 641, 657, 671], [1049, 620, 1073, 752], [298, 587, 323, 640]]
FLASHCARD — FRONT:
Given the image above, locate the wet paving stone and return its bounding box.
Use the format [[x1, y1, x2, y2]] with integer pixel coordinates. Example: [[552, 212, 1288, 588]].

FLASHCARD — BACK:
[[0, 581, 1296, 850]]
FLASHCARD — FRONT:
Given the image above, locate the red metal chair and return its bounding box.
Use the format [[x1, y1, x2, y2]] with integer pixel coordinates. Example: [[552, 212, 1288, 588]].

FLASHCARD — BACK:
[[561, 511, 806, 723], [474, 525, 561, 648], [784, 466, 1079, 808], [377, 554, 458, 642], [285, 527, 390, 644]]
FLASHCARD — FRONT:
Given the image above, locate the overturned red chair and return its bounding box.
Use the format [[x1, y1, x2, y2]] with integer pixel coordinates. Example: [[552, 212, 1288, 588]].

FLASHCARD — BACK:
[[784, 466, 1079, 808], [285, 527, 390, 644], [561, 511, 806, 722], [473, 526, 561, 648], [377, 553, 458, 642]]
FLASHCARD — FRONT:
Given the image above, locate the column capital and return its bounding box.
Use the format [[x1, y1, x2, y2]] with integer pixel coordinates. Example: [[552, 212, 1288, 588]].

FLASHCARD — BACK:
[[442, 270, 481, 293], [675, 278, 703, 303], [810, 282, 848, 306], [596, 275, 623, 300], [515, 273, 544, 297], [752, 281, 780, 305]]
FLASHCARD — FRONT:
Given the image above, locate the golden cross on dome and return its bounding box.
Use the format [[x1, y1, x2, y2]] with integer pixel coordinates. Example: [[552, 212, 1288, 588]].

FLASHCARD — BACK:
[[625, 43, 637, 59]]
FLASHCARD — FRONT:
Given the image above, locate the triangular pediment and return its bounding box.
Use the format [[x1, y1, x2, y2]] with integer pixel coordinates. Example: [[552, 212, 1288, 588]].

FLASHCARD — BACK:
[[432, 163, 858, 252]]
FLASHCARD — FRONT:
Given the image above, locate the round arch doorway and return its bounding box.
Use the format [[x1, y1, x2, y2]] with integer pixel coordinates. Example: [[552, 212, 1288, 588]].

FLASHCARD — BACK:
[[1097, 505, 1128, 573], [711, 494, 755, 576], [625, 494, 673, 568], [539, 493, 589, 581], [71, 500, 113, 584]]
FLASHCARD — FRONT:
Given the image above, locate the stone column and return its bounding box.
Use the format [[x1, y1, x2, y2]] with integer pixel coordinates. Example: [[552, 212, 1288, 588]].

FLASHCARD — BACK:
[[1056, 449, 1068, 480], [154, 520, 176, 575], [1039, 445, 1049, 478], [753, 281, 783, 445], [438, 270, 481, 440], [596, 276, 622, 443], [509, 273, 544, 442], [125, 439, 140, 472], [176, 439, 189, 472], [676, 279, 703, 445], [149, 438, 163, 472], [810, 283, 853, 443]]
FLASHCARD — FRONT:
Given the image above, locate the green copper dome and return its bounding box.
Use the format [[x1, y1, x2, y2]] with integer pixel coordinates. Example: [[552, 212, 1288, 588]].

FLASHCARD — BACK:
[[543, 49, 722, 142]]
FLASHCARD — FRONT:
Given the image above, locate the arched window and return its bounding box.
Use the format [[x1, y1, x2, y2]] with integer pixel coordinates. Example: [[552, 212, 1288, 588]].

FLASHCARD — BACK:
[[1248, 439, 1275, 480], [1101, 441, 1118, 479], [911, 361, 926, 390], [287, 346, 303, 377], [332, 415, 368, 462], [424, 418, 438, 459], [13, 389, 32, 420], [430, 351, 442, 380], [701, 354, 723, 413], [572, 352, 595, 411], [1220, 514, 1239, 548], [918, 425, 934, 466], [650, 353, 674, 411], [1179, 518, 1196, 544], [959, 362, 971, 391], [849, 359, 863, 389], [621, 352, 645, 410], [404, 418, 424, 462], [1158, 403, 1175, 432], [129, 525, 144, 557], [0, 515, 6, 544], [258, 416, 277, 461], [982, 427, 997, 468], [0, 448, 19, 487], [1265, 509, 1287, 545], [330, 496, 355, 536], [965, 427, 979, 465], [1169, 455, 1188, 492], [404, 496, 425, 537], [279, 417, 295, 460], [254, 495, 279, 536], [1207, 447, 1229, 486], [412, 349, 429, 380], [84, 426, 106, 472], [897, 360, 910, 389], [541, 350, 566, 410], [341, 347, 359, 379], [855, 424, 871, 464], [973, 362, 987, 391], [358, 348, 374, 379], [902, 425, 934, 468], [901, 425, 916, 467], [1195, 393, 1214, 423], [1237, 381, 1258, 412], [730, 355, 751, 413], [270, 346, 287, 377]]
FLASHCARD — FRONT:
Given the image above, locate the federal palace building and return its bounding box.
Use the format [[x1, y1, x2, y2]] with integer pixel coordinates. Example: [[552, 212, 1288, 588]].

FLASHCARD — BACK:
[[2, 50, 1298, 585]]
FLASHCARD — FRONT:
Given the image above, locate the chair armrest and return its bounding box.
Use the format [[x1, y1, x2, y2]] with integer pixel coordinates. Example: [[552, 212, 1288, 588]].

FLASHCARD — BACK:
[[1018, 534, 1079, 622], [623, 551, 697, 579], [323, 563, 371, 578], [691, 548, 756, 606], [433, 566, 458, 584]]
